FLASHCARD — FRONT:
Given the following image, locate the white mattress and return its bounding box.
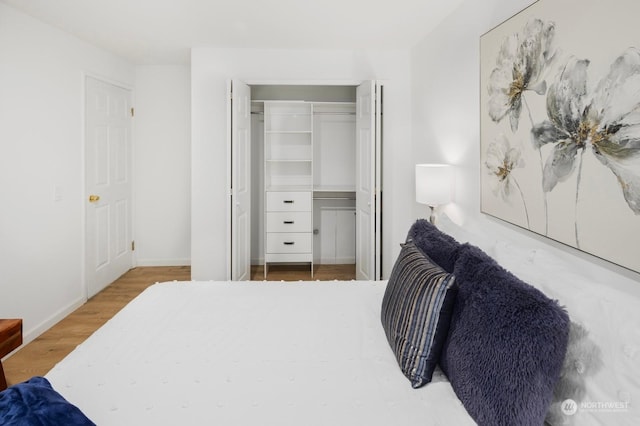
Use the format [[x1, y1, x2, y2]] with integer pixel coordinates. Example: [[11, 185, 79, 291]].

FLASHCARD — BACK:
[[46, 281, 474, 426]]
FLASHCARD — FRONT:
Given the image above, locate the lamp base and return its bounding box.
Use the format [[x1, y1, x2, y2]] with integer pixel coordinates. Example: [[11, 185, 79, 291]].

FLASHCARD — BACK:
[[428, 205, 437, 224]]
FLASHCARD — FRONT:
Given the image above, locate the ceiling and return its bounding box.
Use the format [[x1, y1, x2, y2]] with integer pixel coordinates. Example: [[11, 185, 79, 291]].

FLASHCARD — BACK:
[[1, 0, 464, 65]]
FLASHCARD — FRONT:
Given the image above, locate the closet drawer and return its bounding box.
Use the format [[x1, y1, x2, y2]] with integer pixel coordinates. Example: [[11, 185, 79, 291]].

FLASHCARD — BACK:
[[266, 191, 312, 212], [266, 212, 312, 233], [266, 233, 312, 254], [264, 253, 313, 263]]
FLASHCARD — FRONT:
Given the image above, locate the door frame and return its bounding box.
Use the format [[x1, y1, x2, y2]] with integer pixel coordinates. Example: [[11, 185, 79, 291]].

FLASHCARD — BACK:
[[227, 79, 382, 281], [82, 72, 136, 299]]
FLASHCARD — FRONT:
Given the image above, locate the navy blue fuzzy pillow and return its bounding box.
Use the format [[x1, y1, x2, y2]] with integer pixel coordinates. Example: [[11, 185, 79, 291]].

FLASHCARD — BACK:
[[0, 376, 95, 426], [440, 243, 569, 426], [406, 219, 460, 273]]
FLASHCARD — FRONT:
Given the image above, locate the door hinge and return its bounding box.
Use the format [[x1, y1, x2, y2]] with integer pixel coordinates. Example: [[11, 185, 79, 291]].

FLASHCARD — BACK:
[[131, 240, 135, 251], [130, 107, 135, 117]]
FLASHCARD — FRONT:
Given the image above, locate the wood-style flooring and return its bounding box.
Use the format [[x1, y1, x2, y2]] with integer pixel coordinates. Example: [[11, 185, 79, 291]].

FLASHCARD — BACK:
[[251, 263, 356, 281], [3, 264, 355, 386]]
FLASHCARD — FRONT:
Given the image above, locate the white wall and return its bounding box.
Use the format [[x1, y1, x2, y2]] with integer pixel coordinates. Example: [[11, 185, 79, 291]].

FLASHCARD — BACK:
[[134, 66, 191, 266], [412, 0, 534, 216], [0, 4, 135, 345], [411, 0, 640, 295], [191, 48, 414, 280]]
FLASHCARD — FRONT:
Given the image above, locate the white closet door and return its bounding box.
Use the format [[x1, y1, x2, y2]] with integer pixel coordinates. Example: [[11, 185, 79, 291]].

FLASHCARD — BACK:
[[355, 81, 381, 280], [230, 80, 252, 281]]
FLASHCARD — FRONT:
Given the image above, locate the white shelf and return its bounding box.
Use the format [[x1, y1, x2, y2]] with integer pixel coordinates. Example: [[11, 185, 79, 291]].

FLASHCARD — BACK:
[[313, 185, 356, 193], [265, 130, 312, 134], [266, 159, 312, 163], [266, 185, 313, 192], [266, 112, 312, 116]]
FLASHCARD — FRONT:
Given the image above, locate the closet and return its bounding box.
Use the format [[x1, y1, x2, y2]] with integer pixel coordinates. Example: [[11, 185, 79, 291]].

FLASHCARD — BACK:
[[252, 86, 357, 278], [229, 82, 381, 281]]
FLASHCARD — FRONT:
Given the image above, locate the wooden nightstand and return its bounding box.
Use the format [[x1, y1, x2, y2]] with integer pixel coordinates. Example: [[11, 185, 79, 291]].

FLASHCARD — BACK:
[[0, 319, 23, 391]]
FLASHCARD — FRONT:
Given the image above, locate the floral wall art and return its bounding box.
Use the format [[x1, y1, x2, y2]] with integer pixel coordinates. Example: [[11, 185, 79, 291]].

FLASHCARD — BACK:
[[480, 0, 640, 273]]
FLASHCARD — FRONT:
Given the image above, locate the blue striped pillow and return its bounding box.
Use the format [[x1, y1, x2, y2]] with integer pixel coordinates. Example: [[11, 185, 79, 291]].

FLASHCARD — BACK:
[[381, 241, 458, 388]]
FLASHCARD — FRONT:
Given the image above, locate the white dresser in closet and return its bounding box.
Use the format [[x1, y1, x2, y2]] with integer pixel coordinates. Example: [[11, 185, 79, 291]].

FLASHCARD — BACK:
[[263, 102, 314, 277]]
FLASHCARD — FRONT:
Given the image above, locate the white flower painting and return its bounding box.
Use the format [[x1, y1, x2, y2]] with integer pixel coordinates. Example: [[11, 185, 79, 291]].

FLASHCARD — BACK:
[[480, 0, 640, 274], [485, 135, 530, 227]]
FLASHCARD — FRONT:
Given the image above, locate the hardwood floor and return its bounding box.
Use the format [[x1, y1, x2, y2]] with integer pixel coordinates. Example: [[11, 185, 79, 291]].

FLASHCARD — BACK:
[[3, 264, 355, 386], [3, 266, 191, 386], [251, 263, 356, 281]]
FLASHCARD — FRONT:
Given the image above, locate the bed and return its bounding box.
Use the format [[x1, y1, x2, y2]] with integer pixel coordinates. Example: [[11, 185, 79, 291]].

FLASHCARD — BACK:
[[44, 280, 474, 425], [2, 218, 639, 425]]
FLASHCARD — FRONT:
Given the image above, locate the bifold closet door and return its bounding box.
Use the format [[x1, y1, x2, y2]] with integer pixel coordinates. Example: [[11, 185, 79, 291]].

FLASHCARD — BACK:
[[229, 80, 252, 281], [355, 80, 381, 280]]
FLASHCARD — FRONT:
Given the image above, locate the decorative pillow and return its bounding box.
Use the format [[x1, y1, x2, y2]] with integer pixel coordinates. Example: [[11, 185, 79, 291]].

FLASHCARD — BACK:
[[494, 243, 640, 425], [436, 214, 500, 258], [0, 376, 95, 426], [405, 219, 461, 273], [440, 243, 570, 426], [381, 241, 458, 388]]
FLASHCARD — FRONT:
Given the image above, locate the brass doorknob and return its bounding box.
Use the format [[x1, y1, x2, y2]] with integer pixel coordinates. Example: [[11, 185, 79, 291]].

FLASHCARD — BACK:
[[89, 195, 100, 202]]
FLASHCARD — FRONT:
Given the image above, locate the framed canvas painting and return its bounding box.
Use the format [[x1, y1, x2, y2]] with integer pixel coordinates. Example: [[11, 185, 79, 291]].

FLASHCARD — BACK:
[[480, 0, 640, 273]]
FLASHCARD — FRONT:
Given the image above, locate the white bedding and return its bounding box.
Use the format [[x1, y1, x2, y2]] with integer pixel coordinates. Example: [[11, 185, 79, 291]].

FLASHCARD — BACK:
[[46, 281, 474, 426]]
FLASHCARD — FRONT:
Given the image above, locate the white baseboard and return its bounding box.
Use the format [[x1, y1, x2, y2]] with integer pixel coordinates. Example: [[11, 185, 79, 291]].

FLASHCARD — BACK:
[[136, 258, 191, 267], [2, 296, 86, 362]]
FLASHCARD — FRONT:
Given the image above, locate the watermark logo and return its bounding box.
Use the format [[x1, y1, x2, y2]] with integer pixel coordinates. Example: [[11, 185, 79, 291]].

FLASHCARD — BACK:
[[580, 401, 630, 413], [561, 398, 630, 416], [561, 399, 578, 416]]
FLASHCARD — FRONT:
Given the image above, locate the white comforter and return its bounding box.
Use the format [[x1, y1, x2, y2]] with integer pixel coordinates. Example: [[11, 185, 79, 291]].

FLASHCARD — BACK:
[[46, 281, 474, 426]]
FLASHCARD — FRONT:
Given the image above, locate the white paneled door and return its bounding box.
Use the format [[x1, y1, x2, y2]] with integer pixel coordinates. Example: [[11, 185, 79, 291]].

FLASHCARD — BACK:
[[355, 81, 381, 280], [229, 80, 252, 280], [85, 77, 133, 298]]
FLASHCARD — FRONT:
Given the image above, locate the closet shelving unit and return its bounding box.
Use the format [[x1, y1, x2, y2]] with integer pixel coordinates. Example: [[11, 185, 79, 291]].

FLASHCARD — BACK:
[[263, 101, 314, 277]]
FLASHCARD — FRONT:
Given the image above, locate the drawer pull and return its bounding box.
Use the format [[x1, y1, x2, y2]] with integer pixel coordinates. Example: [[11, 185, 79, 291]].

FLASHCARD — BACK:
[[283, 221, 294, 224], [283, 241, 295, 245], [283, 200, 294, 204]]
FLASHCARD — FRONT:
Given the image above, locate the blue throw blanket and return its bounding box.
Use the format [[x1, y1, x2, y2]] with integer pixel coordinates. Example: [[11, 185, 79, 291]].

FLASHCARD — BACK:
[[0, 376, 94, 425]]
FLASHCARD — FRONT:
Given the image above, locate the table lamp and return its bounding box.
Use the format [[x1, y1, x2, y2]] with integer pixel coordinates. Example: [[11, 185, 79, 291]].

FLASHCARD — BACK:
[[415, 164, 453, 224]]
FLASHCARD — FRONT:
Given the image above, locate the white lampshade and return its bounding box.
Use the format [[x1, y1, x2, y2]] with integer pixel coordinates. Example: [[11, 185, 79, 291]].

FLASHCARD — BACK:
[[415, 164, 453, 206]]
